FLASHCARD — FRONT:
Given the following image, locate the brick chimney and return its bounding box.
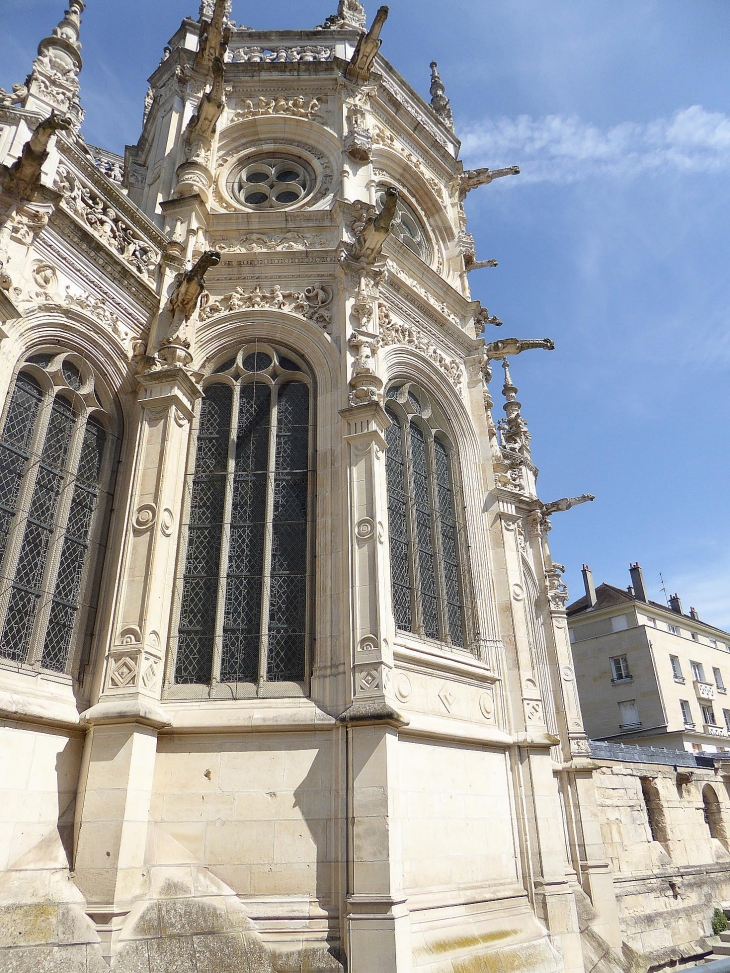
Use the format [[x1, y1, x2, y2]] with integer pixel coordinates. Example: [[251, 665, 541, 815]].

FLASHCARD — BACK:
[[629, 563, 647, 602], [582, 564, 597, 607], [669, 593, 683, 615]]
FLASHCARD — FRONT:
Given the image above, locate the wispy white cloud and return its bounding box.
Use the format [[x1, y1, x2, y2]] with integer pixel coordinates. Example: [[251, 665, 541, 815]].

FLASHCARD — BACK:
[[461, 106, 730, 183]]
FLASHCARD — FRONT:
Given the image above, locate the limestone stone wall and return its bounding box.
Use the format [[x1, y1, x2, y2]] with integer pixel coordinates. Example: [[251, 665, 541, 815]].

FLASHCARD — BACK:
[[150, 728, 342, 920], [399, 739, 518, 893], [590, 761, 730, 967]]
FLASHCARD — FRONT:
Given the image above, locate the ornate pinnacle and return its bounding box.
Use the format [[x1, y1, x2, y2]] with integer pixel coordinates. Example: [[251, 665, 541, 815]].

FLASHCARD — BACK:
[[430, 62, 454, 130], [17, 1, 86, 127], [500, 359, 532, 459]]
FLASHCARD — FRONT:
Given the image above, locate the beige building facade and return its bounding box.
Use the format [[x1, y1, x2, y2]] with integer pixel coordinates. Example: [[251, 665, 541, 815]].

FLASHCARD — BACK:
[[568, 563, 730, 754], [1, 2, 730, 972]]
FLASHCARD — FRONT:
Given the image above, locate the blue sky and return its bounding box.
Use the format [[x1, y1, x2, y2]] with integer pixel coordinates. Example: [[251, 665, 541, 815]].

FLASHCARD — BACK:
[[3, 0, 729, 626]]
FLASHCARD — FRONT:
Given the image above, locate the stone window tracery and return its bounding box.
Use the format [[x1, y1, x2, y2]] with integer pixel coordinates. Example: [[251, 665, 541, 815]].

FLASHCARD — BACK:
[[384, 383, 465, 648], [232, 155, 315, 210], [0, 352, 115, 675], [172, 345, 312, 693]]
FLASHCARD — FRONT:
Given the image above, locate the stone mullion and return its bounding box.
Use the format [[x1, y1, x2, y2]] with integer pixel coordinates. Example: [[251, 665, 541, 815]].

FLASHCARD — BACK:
[[257, 383, 278, 691], [211, 381, 239, 686], [26, 407, 88, 667], [0, 390, 54, 649]]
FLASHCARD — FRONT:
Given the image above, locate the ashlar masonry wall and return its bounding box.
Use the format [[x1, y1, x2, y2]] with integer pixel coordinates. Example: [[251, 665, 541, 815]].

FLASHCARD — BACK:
[[591, 760, 730, 967]]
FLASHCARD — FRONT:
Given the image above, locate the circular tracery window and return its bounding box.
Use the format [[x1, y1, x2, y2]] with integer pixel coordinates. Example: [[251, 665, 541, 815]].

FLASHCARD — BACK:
[[375, 185, 432, 263], [233, 156, 314, 209]]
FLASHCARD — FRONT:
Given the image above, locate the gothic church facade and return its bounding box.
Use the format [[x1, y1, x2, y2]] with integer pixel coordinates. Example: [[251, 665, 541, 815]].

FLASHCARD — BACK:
[[1, 2, 729, 972]]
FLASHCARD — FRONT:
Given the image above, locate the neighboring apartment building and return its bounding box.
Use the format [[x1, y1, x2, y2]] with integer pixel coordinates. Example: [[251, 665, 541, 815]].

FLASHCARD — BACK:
[[568, 562, 730, 753]]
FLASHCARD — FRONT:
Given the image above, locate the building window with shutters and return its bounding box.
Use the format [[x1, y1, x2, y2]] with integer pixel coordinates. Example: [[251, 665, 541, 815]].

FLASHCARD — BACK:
[[610, 654, 632, 683], [618, 699, 641, 730], [169, 345, 313, 697], [384, 382, 470, 652], [714, 667, 726, 693], [670, 655, 684, 682], [0, 351, 116, 676], [680, 699, 695, 727]]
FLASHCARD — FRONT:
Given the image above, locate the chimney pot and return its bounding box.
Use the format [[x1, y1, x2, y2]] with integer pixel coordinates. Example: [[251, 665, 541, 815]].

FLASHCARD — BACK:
[[669, 593, 683, 615], [627, 585, 634, 597], [582, 564, 597, 607], [629, 563, 647, 602], [690, 606, 699, 620]]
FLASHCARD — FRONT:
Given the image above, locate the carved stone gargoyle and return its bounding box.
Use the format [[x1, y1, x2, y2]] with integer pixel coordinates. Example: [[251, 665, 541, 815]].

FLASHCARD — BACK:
[[485, 337, 554, 360], [542, 494, 595, 516], [165, 249, 221, 345], [349, 186, 398, 264], [459, 165, 520, 200], [0, 112, 73, 201], [345, 6, 389, 85], [195, 0, 231, 74], [185, 56, 225, 144]]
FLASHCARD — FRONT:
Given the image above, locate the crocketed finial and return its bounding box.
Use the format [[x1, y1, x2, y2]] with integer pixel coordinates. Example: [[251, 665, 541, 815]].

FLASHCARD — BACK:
[[430, 61, 454, 130]]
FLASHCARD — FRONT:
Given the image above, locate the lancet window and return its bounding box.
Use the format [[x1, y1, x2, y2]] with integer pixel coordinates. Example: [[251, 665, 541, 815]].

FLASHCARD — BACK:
[[0, 352, 115, 675], [384, 383, 466, 648], [172, 345, 313, 694]]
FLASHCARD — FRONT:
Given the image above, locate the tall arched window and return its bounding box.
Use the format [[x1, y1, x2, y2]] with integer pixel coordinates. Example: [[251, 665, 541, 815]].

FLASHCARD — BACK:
[[384, 383, 466, 649], [0, 351, 116, 675], [172, 344, 313, 695]]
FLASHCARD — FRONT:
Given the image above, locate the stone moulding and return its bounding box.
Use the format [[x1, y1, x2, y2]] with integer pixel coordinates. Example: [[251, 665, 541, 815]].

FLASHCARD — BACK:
[[230, 45, 334, 63], [53, 164, 160, 284], [199, 282, 334, 329]]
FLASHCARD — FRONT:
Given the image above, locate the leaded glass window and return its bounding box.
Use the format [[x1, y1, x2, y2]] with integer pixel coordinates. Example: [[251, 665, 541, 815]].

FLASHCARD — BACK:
[[172, 345, 312, 694], [385, 383, 466, 648], [0, 352, 115, 674]]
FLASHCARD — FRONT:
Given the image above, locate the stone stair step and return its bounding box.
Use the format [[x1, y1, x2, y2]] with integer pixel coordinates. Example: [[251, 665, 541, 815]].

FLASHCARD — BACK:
[[712, 944, 730, 956]]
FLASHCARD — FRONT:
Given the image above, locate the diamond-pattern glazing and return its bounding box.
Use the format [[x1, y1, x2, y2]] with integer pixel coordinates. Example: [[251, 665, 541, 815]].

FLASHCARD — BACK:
[[385, 410, 412, 631], [434, 439, 463, 646], [2, 374, 42, 450], [411, 423, 439, 639], [0, 364, 111, 672], [176, 360, 311, 687], [384, 392, 467, 650], [175, 385, 232, 684]]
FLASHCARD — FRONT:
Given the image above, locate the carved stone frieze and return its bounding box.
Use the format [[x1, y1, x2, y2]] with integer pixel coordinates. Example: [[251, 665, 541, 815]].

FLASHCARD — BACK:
[[231, 95, 326, 123], [199, 282, 334, 328], [378, 303, 463, 390], [231, 45, 333, 63], [213, 232, 330, 253], [53, 165, 159, 283]]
